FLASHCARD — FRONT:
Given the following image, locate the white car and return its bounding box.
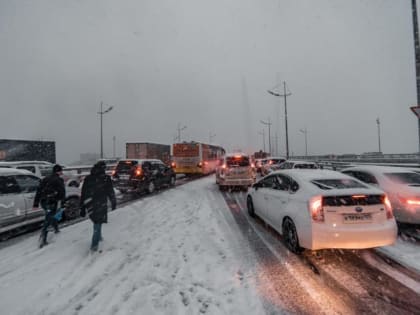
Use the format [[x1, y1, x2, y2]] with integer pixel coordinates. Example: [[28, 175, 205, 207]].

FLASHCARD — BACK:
[[342, 166, 420, 225], [260, 157, 286, 175], [0, 168, 81, 234], [246, 169, 397, 253], [216, 153, 256, 190], [278, 160, 320, 170]]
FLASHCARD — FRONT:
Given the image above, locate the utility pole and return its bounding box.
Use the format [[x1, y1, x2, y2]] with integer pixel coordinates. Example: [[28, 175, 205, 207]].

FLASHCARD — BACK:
[[299, 128, 308, 157], [209, 132, 216, 144], [411, 0, 420, 153], [268, 81, 292, 159], [258, 130, 266, 152], [113, 136, 116, 159], [98, 101, 114, 159], [376, 118, 382, 153], [176, 123, 187, 142], [260, 118, 272, 155]]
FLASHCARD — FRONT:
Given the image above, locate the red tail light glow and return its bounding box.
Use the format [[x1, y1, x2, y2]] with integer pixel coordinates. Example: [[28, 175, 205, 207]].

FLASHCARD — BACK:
[[383, 195, 393, 219], [111, 170, 116, 176], [171, 162, 176, 168], [309, 195, 324, 222], [135, 168, 142, 176], [352, 195, 366, 199], [406, 199, 420, 206], [222, 164, 227, 169]]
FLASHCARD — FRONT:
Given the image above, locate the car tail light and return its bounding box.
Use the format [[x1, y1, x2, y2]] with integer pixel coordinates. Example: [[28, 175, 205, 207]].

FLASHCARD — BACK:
[[197, 162, 203, 167], [135, 167, 142, 176], [171, 162, 176, 168], [111, 170, 116, 176], [251, 162, 255, 168], [406, 199, 420, 206], [222, 164, 227, 169], [383, 195, 393, 219], [309, 195, 324, 222]]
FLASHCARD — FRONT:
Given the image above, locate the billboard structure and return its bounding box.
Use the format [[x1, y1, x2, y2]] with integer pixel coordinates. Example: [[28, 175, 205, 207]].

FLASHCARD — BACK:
[[0, 139, 56, 163]]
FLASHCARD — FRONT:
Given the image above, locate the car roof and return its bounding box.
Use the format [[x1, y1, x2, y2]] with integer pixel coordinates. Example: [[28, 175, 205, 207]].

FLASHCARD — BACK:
[[285, 160, 317, 164], [225, 153, 249, 157], [270, 169, 351, 181], [341, 165, 416, 174], [0, 167, 39, 176], [0, 161, 53, 166], [118, 159, 163, 163]]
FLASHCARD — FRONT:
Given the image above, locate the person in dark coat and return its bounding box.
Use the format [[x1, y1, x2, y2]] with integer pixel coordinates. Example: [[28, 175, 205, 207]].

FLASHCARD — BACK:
[[80, 161, 116, 251], [33, 164, 66, 248]]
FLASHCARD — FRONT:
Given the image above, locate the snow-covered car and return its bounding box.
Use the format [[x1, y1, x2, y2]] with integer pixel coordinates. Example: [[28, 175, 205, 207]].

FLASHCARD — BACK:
[[246, 169, 397, 253], [278, 160, 320, 170], [0, 161, 54, 178], [0, 168, 81, 234], [342, 165, 420, 225], [260, 157, 286, 175], [215, 153, 256, 190]]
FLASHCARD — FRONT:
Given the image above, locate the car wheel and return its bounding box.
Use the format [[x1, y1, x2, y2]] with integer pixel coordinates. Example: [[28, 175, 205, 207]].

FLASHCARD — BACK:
[[247, 196, 255, 217], [64, 197, 80, 221], [169, 176, 176, 186], [147, 181, 155, 194], [282, 218, 302, 254]]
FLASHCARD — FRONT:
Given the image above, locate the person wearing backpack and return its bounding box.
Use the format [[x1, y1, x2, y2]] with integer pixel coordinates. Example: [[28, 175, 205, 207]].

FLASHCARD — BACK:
[[80, 161, 116, 252], [33, 164, 66, 248]]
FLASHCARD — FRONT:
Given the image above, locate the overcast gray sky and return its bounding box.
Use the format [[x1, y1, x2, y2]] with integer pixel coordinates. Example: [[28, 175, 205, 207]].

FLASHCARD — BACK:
[[0, 0, 418, 163]]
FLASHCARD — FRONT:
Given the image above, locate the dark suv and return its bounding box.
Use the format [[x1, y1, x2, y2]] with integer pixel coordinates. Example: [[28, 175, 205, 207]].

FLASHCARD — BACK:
[[112, 159, 175, 194]]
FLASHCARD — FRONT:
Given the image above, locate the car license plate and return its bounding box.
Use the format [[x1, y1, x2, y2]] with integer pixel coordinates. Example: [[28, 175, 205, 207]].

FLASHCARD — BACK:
[[343, 213, 372, 223]]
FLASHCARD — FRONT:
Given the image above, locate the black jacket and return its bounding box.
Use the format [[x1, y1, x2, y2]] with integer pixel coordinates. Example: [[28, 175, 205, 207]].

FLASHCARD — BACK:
[[80, 165, 116, 224], [33, 173, 66, 212]]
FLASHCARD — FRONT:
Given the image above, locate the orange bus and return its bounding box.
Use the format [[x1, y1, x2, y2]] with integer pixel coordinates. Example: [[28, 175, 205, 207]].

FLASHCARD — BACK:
[[171, 142, 225, 175]]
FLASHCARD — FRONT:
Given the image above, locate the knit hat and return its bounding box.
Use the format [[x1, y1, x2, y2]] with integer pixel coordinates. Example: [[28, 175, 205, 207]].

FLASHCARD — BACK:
[[53, 164, 63, 173]]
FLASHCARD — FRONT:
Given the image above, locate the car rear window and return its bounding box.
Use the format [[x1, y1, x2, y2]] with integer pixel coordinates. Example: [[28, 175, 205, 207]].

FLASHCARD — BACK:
[[384, 172, 420, 185], [226, 156, 250, 167], [294, 163, 318, 169], [116, 160, 138, 171], [269, 159, 285, 165], [311, 179, 367, 190]]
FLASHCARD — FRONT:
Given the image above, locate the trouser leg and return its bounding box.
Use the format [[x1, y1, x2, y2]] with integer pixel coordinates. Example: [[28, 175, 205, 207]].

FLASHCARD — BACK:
[[41, 211, 53, 243], [91, 223, 102, 250]]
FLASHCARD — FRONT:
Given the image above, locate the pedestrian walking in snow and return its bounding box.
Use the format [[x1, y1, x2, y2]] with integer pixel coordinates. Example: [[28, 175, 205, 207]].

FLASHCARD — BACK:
[[33, 164, 66, 248], [80, 161, 116, 252]]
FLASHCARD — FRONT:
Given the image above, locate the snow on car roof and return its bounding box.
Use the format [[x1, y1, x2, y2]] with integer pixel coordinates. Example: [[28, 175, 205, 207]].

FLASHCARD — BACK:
[[0, 167, 38, 176], [285, 160, 317, 164], [271, 169, 359, 182], [342, 165, 417, 174]]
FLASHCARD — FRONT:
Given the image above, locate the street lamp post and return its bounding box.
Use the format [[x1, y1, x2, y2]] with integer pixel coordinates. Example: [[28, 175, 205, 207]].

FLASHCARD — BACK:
[[209, 132, 216, 144], [268, 81, 292, 159], [258, 129, 266, 152], [260, 118, 272, 155], [376, 117, 382, 153], [299, 128, 308, 157], [176, 123, 187, 142], [98, 101, 114, 159]]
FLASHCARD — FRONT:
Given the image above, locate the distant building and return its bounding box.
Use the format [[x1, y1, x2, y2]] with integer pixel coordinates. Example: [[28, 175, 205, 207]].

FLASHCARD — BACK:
[[79, 153, 100, 164], [0, 139, 55, 163]]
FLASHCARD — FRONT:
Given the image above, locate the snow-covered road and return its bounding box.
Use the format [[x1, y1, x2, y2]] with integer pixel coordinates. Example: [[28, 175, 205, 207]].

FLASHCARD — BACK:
[[0, 176, 419, 315]]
